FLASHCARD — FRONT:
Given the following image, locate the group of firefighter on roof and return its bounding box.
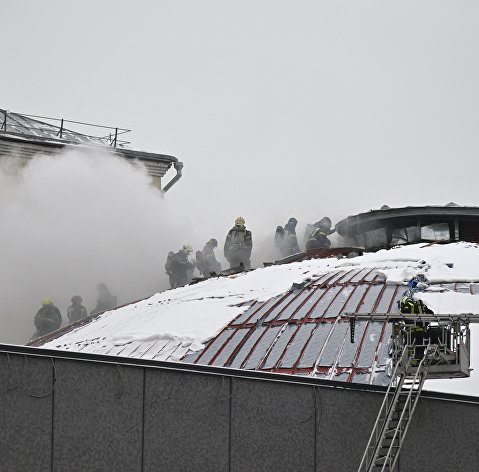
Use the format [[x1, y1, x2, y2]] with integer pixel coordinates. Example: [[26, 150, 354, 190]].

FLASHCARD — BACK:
[[165, 215, 336, 289], [32, 283, 117, 341]]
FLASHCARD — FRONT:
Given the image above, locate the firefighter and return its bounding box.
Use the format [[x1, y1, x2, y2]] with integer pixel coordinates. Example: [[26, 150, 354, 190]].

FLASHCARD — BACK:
[[170, 245, 195, 287], [306, 227, 331, 250], [165, 251, 177, 288], [305, 217, 335, 250], [224, 217, 253, 269], [34, 298, 62, 338], [275, 218, 300, 257], [197, 238, 222, 277], [67, 295, 88, 323], [91, 283, 117, 315], [398, 293, 433, 362]]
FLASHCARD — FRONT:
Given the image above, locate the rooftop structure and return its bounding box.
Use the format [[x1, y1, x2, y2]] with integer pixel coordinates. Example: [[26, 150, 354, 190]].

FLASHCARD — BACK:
[[336, 204, 479, 250], [0, 109, 182, 191]]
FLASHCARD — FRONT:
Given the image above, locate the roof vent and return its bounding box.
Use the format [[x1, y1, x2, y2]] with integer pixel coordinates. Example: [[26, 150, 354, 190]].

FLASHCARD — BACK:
[[445, 202, 459, 207]]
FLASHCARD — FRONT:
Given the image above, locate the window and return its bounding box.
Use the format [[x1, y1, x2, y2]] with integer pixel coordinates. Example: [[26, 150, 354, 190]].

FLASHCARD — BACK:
[[364, 228, 387, 249], [421, 223, 450, 241], [391, 226, 420, 246]]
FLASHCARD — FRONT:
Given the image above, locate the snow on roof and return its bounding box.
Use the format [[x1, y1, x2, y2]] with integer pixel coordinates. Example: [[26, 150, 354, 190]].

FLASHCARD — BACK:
[[0, 110, 116, 147], [38, 242, 479, 393]]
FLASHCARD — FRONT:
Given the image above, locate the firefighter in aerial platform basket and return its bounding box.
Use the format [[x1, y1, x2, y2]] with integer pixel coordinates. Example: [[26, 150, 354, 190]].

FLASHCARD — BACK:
[[398, 288, 434, 364]]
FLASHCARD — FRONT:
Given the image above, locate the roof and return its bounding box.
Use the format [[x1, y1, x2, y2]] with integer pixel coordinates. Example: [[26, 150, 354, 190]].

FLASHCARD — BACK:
[[336, 204, 479, 237], [33, 242, 479, 392], [0, 109, 124, 147], [0, 109, 178, 168], [185, 268, 397, 385]]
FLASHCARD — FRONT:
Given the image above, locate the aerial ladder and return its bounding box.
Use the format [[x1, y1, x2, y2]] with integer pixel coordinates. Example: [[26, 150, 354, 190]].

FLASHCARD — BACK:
[[346, 312, 478, 472]]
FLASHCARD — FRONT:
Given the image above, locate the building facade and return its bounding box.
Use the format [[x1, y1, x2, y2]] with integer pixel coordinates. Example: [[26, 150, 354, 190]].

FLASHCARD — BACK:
[[0, 109, 182, 191]]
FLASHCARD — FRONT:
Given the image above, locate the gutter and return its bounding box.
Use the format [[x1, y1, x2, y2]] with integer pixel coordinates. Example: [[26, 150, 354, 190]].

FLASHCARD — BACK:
[[162, 160, 184, 193]]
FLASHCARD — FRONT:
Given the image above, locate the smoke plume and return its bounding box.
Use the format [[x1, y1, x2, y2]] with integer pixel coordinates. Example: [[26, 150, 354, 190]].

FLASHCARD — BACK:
[[0, 147, 346, 345], [0, 148, 190, 344]]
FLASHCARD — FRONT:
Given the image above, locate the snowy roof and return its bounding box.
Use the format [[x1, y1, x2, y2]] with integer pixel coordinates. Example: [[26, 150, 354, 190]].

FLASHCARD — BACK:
[[34, 242, 479, 391], [0, 109, 179, 169], [0, 109, 124, 147]]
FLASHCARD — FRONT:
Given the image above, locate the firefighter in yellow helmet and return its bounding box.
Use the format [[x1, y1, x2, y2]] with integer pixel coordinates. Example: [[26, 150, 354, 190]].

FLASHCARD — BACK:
[[224, 217, 252, 270], [398, 292, 433, 362], [34, 297, 62, 339]]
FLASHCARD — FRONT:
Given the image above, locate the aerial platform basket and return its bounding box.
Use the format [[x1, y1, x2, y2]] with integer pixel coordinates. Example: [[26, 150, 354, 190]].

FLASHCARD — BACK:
[[346, 312, 479, 379]]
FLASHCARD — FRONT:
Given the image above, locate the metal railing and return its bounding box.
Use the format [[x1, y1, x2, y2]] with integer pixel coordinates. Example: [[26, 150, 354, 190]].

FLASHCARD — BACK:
[[0, 109, 131, 148]]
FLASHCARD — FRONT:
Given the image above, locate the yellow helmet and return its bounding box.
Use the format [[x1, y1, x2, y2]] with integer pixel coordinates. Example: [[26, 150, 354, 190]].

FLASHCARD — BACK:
[[41, 297, 52, 306], [235, 216, 245, 225]]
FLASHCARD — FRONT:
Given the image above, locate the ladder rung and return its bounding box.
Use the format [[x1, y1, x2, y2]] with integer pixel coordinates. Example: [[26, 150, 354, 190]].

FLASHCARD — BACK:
[[358, 343, 431, 472]]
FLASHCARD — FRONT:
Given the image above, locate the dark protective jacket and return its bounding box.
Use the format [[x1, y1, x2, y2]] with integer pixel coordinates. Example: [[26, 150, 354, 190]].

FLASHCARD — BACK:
[[398, 295, 433, 338], [67, 304, 88, 323], [165, 251, 178, 288], [34, 304, 62, 337], [304, 221, 335, 244], [303, 223, 315, 244], [224, 225, 252, 267], [274, 226, 285, 250], [91, 288, 117, 315], [165, 252, 175, 275], [170, 249, 195, 287], [278, 221, 300, 257], [399, 295, 433, 315], [198, 243, 222, 277], [305, 229, 331, 250]]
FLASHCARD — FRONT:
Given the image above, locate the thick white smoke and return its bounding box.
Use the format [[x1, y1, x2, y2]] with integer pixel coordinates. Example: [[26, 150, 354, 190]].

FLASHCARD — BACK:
[[0, 148, 191, 344], [0, 147, 346, 345]]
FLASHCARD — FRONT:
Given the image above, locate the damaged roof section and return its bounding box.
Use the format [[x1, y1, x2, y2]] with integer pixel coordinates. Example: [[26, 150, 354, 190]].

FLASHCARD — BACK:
[[33, 242, 479, 390], [184, 268, 474, 385], [336, 205, 479, 250]]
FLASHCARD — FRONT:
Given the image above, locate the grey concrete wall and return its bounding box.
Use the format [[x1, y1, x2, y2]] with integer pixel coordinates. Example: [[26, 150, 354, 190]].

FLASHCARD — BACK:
[[231, 378, 316, 472], [0, 354, 53, 471], [316, 387, 382, 471], [1, 350, 479, 472], [52, 360, 143, 472], [144, 369, 230, 472]]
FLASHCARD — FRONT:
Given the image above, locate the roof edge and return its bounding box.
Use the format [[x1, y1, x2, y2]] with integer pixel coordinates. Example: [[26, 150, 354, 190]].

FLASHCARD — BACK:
[[1, 343, 477, 404]]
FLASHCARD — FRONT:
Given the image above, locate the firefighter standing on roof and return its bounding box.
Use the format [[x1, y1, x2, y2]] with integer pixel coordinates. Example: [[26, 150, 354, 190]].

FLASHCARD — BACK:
[[91, 283, 117, 315], [224, 217, 253, 270], [169, 245, 195, 287], [274, 217, 300, 257], [67, 295, 88, 323], [34, 297, 62, 338], [197, 238, 222, 277]]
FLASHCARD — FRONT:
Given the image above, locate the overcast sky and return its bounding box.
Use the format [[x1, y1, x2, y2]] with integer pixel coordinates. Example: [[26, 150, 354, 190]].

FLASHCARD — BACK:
[[2, 2, 479, 393], [2, 0, 479, 236]]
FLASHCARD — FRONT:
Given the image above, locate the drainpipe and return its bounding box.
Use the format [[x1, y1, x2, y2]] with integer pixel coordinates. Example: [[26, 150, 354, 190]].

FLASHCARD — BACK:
[[162, 161, 184, 193]]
